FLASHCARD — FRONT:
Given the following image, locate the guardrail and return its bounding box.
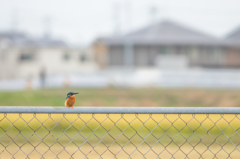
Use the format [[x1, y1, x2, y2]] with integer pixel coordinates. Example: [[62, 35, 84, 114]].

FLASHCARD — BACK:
[[1, 107, 240, 158]]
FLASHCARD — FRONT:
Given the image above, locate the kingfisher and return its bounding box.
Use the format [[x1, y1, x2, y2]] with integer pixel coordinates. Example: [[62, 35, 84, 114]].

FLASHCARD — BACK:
[[65, 92, 78, 108]]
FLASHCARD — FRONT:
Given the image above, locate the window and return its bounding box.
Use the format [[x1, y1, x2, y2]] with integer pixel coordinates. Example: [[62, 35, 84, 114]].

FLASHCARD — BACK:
[[188, 47, 198, 59], [79, 54, 87, 62], [209, 47, 219, 61], [19, 53, 34, 62], [175, 46, 182, 54], [159, 46, 168, 55], [63, 53, 70, 61]]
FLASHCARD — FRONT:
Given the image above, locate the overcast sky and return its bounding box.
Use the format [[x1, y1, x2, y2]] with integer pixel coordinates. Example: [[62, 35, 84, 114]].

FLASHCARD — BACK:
[[0, 0, 239, 46]]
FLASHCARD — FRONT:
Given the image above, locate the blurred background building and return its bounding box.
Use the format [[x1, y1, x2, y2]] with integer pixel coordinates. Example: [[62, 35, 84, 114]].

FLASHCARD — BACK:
[[94, 20, 240, 69], [0, 0, 240, 90], [0, 31, 97, 80]]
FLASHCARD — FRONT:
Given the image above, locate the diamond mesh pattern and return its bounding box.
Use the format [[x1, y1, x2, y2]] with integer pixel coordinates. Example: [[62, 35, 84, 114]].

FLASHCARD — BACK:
[[0, 113, 240, 159]]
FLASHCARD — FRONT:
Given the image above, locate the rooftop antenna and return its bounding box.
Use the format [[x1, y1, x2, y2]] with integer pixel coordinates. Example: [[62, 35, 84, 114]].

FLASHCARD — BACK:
[[149, 6, 158, 25], [11, 9, 19, 33], [123, 0, 133, 68], [43, 16, 51, 39], [113, 3, 121, 36]]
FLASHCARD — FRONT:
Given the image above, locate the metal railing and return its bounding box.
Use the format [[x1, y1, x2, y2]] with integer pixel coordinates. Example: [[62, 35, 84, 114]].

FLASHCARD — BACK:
[[1, 107, 240, 159]]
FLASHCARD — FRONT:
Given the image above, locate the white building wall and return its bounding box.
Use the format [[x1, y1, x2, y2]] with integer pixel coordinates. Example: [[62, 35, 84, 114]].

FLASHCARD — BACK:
[[0, 46, 98, 80], [0, 47, 21, 79]]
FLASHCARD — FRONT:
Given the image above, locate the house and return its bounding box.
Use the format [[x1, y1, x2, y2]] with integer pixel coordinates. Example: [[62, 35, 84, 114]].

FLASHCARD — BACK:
[[224, 26, 240, 67], [93, 20, 240, 69], [0, 32, 97, 80]]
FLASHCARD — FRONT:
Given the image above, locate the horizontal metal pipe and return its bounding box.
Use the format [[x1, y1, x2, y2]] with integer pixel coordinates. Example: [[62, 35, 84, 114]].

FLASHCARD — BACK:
[[0, 106, 240, 114]]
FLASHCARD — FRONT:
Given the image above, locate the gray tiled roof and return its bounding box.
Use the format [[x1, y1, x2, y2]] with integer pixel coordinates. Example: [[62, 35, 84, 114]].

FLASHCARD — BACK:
[[0, 31, 66, 47], [224, 26, 240, 46], [105, 20, 221, 45], [226, 27, 240, 41]]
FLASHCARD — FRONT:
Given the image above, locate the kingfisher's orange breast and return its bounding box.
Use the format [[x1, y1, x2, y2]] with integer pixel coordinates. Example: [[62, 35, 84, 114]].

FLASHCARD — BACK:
[[65, 95, 76, 107]]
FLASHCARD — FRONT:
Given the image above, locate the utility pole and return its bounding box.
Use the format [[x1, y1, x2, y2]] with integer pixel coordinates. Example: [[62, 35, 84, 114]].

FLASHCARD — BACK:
[[123, 0, 134, 68], [113, 3, 121, 36]]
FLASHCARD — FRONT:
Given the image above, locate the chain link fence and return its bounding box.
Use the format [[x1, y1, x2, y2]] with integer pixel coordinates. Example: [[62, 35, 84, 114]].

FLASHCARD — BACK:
[[0, 107, 240, 159]]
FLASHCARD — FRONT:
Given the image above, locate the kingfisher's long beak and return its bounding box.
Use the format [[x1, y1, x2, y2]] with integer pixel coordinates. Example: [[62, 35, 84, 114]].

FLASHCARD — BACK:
[[73, 92, 79, 95]]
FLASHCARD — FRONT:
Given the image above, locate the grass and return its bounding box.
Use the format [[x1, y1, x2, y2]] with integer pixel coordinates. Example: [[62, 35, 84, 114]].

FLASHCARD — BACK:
[[1, 88, 240, 158], [0, 87, 240, 107]]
